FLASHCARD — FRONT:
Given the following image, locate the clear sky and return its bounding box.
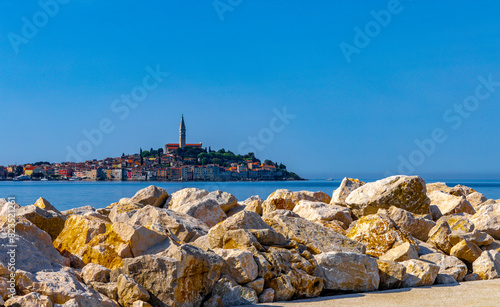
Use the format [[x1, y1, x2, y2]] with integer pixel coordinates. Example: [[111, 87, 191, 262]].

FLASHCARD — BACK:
[[1, 1, 499, 179]]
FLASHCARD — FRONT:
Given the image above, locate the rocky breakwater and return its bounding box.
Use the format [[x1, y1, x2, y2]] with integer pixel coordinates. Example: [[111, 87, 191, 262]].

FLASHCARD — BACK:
[[1, 177, 499, 306]]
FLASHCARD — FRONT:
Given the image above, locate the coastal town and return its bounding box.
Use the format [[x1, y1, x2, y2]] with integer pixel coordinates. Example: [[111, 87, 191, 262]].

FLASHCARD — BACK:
[[0, 116, 301, 181]]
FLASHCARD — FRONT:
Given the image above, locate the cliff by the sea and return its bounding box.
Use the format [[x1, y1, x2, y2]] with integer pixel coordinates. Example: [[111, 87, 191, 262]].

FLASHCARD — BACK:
[[1, 175, 500, 306]]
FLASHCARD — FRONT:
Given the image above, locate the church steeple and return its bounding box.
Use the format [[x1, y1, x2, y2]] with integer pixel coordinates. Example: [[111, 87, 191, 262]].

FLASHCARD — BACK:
[[179, 115, 186, 149]]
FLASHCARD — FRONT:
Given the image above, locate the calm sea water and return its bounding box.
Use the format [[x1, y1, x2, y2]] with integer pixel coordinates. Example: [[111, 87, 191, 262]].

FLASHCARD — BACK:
[[1, 179, 500, 211]]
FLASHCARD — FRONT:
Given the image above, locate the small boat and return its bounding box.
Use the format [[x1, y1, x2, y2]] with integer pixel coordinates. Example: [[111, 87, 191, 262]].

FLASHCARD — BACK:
[[326, 177, 334, 181], [41, 178, 48, 181]]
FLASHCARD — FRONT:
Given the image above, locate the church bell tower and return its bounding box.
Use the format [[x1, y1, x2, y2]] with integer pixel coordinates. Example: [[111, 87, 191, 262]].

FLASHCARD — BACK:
[[179, 115, 186, 149]]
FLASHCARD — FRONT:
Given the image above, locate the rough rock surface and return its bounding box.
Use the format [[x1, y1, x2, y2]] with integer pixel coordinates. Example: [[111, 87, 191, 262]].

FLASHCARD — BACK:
[[472, 250, 500, 280], [419, 253, 467, 282], [401, 259, 440, 287], [265, 213, 365, 254], [345, 175, 430, 218], [241, 195, 263, 216], [379, 242, 418, 262], [211, 277, 258, 306], [377, 259, 406, 290], [213, 249, 258, 284], [346, 213, 417, 257], [314, 252, 379, 292], [18, 204, 66, 240], [450, 239, 482, 264], [130, 185, 169, 208], [470, 203, 500, 240], [204, 190, 238, 212], [292, 200, 352, 229], [466, 192, 488, 209], [331, 177, 365, 205], [261, 189, 330, 216], [387, 206, 436, 241], [117, 274, 150, 307], [166, 188, 209, 210], [428, 191, 475, 216], [169, 198, 226, 228]]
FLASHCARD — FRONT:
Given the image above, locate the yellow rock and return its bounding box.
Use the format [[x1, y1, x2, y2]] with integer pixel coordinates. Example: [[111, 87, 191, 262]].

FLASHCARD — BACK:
[[346, 213, 417, 257], [450, 239, 482, 264]]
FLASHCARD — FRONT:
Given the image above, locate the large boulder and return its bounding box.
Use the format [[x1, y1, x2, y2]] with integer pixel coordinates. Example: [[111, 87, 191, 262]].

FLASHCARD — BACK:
[[81, 222, 172, 269], [108, 202, 142, 224], [387, 206, 436, 241], [450, 239, 482, 264], [314, 252, 379, 292], [204, 190, 238, 213], [166, 188, 209, 210], [400, 259, 440, 287], [331, 177, 365, 205], [211, 277, 258, 306], [31, 269, 118, 306], [426, 220, 453, 254], [346, 213, 417, 257], [264, 213, 365, 255], [53, 214, 111, 265], [4, 292, 53, 307], [466, 192, 488, 209], [117, 274, 150, 307], [419, 253, 467, 282], [213, 249, 258, 284], [18, 204, 66, 240], [34, 197, 61, 213], [118, 244, 223, 307], [130, 185, 169, 208], [379, 242, 418, 262], [292, 200, 352, 229], [426, 182, 476, 197], [82, 263, 111, 284], [126, 206, 209, 243], [428, 191, 475, 216], [261, 189, 329, 216], [472, 250, 500, 280], [470, 202, 500, 240], [345, 175, 430, 218], [377, 260, 406, 290], [240, 196, 263, 216], [0, 216, 68, 267], [169, 198, 226, 228]]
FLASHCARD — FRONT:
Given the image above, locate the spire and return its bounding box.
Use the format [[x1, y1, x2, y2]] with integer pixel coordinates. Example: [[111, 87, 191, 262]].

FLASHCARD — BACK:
[[179, 115, 186, 149]]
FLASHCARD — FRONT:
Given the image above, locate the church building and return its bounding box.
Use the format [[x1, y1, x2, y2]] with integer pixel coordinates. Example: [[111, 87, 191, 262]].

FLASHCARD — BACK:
[[165, 115, 203, 153]]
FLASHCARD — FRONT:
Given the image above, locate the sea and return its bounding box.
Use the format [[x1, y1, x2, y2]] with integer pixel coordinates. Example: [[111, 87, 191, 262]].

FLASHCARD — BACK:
[[1, 179, 500, 212]]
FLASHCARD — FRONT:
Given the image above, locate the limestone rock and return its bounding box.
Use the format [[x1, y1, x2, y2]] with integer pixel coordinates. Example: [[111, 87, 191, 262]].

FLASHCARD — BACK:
[[31, 269, 118, 306], [1, 232, 54, 274], [221, 229, 263, 252], [211, 277, 258, 306], [428, 191, 475, 216], [346, 213, 416, 257], [345, 175, 430, 218], [482, 240, 500, 253], [207, 211, 279, 249], [132, 301, 152, 307], [241, 196, 263, 216], [450, 239, 482, 264], [379, 242, 418, 262], [472, 250, 500, 280], [225, 205, 246, 218], [438, 214, 475, 234], [464, 273, 482, 281], [292, 200, 352, 228], [415, 239, 443, 256], [426, 220, 453, 254], [314, 252, 379, 292], [377, 259, 406, 290], [266, 275, 294, 301], [261, 189, 327, 216], [0, 216, 69, 268], [117, 274, 150, 307], [470, 202, 500, 239], [126, 206, 209, 243], [119, 244, 223, 307], [258, 288, 274, 303], [18, 204, 66, 240], [53, 214, 110, 260], [265, 214, 365, 255], [214, 249, 258, 284], [89, 281, 118, 301], [401, 259, 440, 287], [169, 198, 226, 228], [166, 188, 209, 210], [449, 229, 494, 247], [387, 206, 436, 241], [205, 190, 238, 212], [4, 292, 53, 307], [34, 197, 61, 214], [302, 191, 332, 204], [419, 253, 467, 282], [331, 177, 365, 205], [82, 263, 111, 284], [108, 202, 142, 224], [244, 278, 264, 295], [61, 205, 98, 217], [467, 192, 488, 209], [130, 185, 169, 208], [426, 182, 476, 197]]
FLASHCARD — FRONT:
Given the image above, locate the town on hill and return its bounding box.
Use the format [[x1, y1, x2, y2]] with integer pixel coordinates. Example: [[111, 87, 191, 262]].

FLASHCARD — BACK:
[[0, 116, 302, 181]]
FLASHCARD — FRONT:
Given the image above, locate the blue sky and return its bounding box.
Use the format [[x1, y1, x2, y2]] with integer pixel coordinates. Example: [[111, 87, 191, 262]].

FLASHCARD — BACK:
[[1, 0, 499, 179]]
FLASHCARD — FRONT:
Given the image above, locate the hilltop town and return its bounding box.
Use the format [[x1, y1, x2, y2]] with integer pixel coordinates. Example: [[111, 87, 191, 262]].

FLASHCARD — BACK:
[[0, 116, 302, 181]]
